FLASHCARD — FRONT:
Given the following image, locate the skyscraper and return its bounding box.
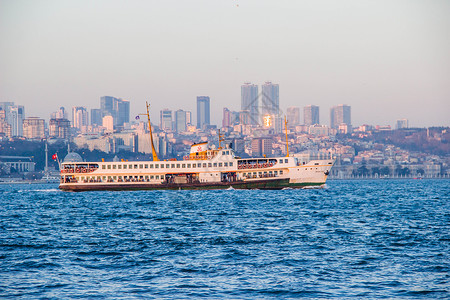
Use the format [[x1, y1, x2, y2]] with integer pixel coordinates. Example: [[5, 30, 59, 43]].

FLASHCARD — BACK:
[[175, 109, 187, 132], [197, 96, 210, 129], [100, 96, 130, 127], [160, 109, 173, 131], [396, 119, 409, 129], [90, 108, 102, 126], [261, 82, 279, 117], [304, 105, 320, 125], [49, 118, 71, 139], [72, 107, 89, 130], [330, 104, 351, 129], [222, 107, 232, 128], [241, 83, 259, 125], [286, 107, 300, 127], [0, 102, 25, 137]]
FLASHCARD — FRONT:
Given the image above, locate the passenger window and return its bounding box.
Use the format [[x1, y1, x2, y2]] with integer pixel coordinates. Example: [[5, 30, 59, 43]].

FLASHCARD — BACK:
[[118, 165, 122, 169], [123, 165, 127, 169], [230, 162, 233, 166], [113, 165, 116, 169], [224, 162, 228, 167], [285, 159, 288, 163], [219, 163, 222, 167], [102, 165, 105, 169], [139, 164, 143, 169], [155, 164, 159, 168]]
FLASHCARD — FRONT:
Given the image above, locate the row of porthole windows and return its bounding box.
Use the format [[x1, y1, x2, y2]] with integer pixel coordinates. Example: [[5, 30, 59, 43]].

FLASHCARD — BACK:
[[102, 162, 234, 170]]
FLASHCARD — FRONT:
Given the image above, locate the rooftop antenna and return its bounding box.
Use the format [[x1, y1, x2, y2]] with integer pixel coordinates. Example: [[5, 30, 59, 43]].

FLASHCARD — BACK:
[[138, 101, 159, 161], [284, 115, 290, 157]]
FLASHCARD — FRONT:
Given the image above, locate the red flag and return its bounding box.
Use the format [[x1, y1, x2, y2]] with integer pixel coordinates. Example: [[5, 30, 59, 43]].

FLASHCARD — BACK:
[[52, 154, 57, 160]]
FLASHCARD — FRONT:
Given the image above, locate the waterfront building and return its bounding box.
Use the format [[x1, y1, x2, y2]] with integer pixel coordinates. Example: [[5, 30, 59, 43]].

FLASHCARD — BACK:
[[196, 96, 210, 129], [160, 109, 173, 131], [23, 117, 45, 139], [241, 83, 259, 125], [330, 104, 351, 129], [304, 105, 320, 125]]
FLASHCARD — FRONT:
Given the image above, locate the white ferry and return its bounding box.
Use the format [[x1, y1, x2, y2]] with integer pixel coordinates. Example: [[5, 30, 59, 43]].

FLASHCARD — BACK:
[[58, 103, 334, 191]]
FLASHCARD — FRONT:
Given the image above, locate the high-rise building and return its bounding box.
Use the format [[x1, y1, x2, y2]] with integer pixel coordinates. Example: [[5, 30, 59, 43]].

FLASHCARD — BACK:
[[72, 107, 89, 130], [102, 115, 114, 132], [50, 107, 66, 119], [160, 109, 173, 131], [304, 105, 320, 125], [23, 117, 45, 139], [49, 118, 71, 139], [241, 83, 259, 125], [222, 108, 232, 128], [196, 96, 210, 129], [0, 102, 25, 137], [330, 104, 351, 129], [174, 109, 187, 132], [396, 119, 409, 129], [186, 111, 192, 125], [251, 138, 273, 157], [286, 107, 300, 127], [100, 96, 130, 127], [90, 108, 102, 126], [0, 109, 11, 137], [261, 82, 279, 119]]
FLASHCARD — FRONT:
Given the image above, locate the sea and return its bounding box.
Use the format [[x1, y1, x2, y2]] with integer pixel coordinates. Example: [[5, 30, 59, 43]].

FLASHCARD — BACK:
[[0, 179, 448, 299]]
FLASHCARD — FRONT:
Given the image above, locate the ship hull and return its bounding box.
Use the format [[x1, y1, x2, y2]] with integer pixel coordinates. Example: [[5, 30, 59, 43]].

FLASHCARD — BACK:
[[59, 178, 294, 191]]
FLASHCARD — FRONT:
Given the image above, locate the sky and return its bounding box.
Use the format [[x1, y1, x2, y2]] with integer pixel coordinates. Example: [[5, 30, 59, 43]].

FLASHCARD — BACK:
[[1, 0, 449, 128]]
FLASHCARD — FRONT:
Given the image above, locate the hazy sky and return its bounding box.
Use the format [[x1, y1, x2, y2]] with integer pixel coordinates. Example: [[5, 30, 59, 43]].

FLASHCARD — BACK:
[[1, 0, 449, 127]]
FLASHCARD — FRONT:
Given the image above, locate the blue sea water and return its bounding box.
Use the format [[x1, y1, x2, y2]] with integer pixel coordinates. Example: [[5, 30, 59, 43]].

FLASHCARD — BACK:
[[0, 180, 449, 299]]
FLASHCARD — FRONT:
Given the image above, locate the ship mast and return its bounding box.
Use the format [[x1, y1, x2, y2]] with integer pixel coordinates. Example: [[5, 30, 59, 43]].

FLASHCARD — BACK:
[[218, 129, 225, 149], [139, 101, 159, 161], [284, 115, 289, 157]]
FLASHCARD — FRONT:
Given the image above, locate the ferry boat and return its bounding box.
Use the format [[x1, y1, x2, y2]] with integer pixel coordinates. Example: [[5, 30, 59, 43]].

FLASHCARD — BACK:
[[58, 103, 334, 191]]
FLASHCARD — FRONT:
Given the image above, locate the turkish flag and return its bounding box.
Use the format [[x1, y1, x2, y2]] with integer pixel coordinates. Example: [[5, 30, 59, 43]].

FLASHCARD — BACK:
[[52, 154, 57, 160]]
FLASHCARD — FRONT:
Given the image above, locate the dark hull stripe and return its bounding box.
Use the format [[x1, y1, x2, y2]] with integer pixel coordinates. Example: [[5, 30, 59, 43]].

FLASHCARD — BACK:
[[59, 178, 326, 191]]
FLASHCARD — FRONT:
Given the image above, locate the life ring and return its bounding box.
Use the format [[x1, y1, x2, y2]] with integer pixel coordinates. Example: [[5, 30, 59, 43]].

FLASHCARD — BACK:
[[82, 168, 86, 173], [264, 163, 267, 168]]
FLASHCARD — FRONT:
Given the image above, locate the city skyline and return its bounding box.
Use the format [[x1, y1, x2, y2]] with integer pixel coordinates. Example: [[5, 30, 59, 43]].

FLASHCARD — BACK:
[[1, 1, 449, 127]]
